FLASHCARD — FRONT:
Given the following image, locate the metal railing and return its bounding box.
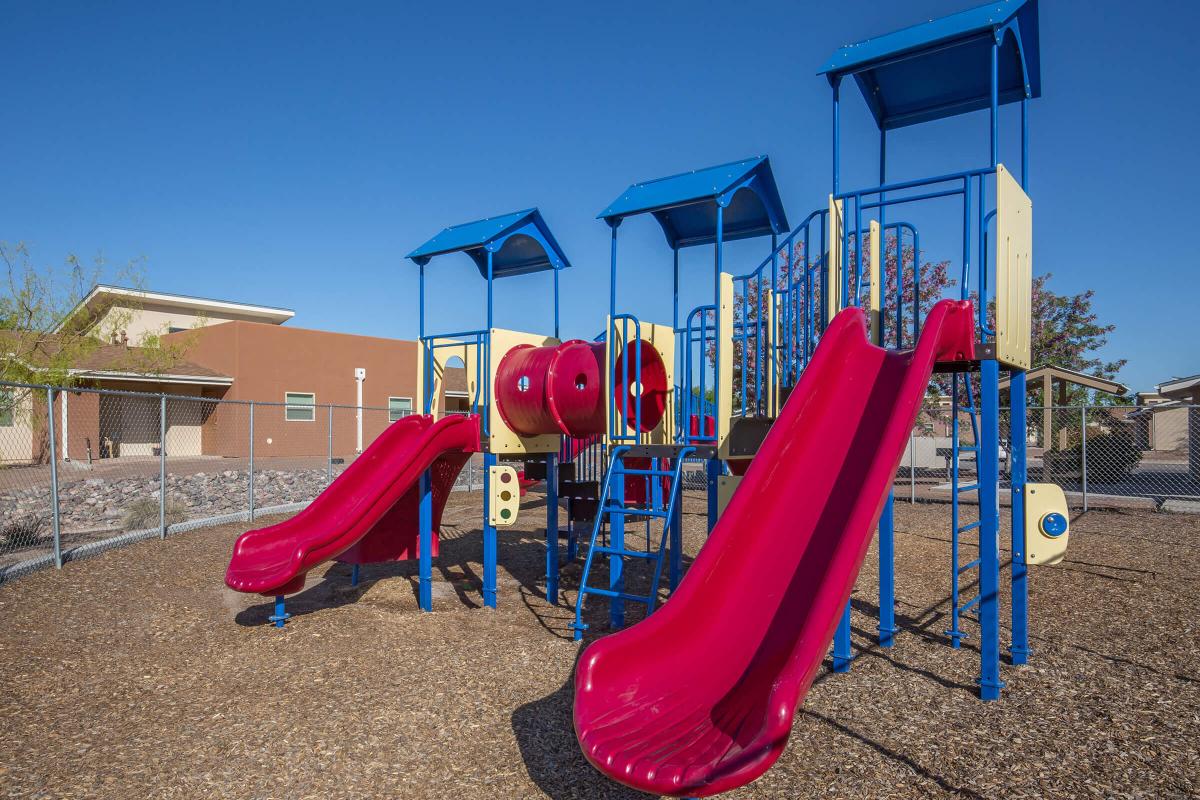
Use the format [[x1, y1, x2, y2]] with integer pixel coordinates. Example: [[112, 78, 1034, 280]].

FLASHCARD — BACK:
[[0, 380, 482, 583]]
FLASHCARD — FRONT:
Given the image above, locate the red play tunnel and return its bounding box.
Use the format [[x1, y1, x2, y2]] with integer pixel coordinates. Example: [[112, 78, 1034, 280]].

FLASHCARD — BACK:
[[494, 339, 667, 438]]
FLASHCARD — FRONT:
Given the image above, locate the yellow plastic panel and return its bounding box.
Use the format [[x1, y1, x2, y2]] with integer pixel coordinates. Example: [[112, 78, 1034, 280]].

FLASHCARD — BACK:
[[1025, 482, 1070, 565], [717, 474, 742, 518], [868, 219, 882, 345], [716, 272, 733, 448], [417, 338, 479, 419], [827, 196, 844, 325], [604, 317, 676, 446], [488, 464, 521, 527], [487, 328, 561, 455], [995, 164, 1032, 369]]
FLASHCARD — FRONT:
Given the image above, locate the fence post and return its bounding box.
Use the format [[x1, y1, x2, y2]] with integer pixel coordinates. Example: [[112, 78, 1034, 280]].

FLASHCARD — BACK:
[[909, 428, 916, 504], [327, 404, 334, 485], [159, 395, 167, 538], [47, 387, 62, 568], [1080, 404, 1088, 512], [248, 401, 256, 523]]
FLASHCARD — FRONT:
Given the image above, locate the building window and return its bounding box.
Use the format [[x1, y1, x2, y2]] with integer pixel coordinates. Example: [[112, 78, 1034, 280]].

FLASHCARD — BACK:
[[284, 392, 316, 422], [388, 397, 412, 422], [0, 390, 13, 427]]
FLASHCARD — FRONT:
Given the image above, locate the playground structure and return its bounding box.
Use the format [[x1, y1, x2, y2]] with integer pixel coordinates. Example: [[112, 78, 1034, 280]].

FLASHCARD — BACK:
[[222, 0, 1074, 795]]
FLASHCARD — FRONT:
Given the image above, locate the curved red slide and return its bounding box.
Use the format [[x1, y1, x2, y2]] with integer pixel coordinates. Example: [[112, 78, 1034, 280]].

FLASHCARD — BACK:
[[573, 300, 975, 797], [225, 413, 480, 596]]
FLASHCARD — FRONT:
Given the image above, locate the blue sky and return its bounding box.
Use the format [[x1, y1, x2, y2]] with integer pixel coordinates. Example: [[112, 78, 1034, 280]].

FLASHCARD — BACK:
[[3, 0, 1196, 393]]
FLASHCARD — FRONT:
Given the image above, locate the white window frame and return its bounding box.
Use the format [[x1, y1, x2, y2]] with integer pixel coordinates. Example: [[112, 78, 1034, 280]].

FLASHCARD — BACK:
[[388, 396, 413, 423], [284, 391, 316, 422]]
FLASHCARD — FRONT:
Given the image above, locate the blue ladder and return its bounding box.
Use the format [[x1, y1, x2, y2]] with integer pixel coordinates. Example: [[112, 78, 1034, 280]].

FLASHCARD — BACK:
[[570, 446, 694, 641], [948, 373, 982, 647]]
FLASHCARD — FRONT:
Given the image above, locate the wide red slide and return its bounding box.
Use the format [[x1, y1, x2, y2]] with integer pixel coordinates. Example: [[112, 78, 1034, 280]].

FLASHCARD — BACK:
[[573, 300, 975, 797], [225, 413, 480, 596]]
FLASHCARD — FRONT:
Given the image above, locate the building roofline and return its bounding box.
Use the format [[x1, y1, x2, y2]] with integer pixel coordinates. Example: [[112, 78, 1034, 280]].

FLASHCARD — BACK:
[[1157, 373, 1200, 398], [59, 284, 295, 332], [69, 369, 234, 387]]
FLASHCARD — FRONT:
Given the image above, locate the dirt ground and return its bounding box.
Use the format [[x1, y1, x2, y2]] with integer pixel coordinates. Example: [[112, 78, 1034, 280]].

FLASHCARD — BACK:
[[0, 492, 1197, 799]]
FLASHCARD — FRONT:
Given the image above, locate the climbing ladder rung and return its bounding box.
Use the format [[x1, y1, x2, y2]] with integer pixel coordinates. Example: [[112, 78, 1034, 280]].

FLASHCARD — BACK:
[[959, 594, 981, 615], [957, 520, 982, 533], [580, 586, 656, 605], [956, 483, 980, 493], [958, 557, 982, 573], [590, 545, 659, 561]]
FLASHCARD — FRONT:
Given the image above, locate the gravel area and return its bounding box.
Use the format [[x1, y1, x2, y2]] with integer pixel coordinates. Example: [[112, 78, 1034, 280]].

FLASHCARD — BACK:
[[0, 492, 1197, 798]]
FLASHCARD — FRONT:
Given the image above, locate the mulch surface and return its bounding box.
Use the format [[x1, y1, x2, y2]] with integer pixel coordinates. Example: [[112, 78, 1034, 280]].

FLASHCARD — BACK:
[[1, 492, 1197, 799]]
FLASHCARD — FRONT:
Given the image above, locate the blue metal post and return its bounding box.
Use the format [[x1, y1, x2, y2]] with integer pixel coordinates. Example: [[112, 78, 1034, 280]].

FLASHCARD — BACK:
[[979, 359, 1003, 699], [990, 37, 1000, 168], [1010, 370, 1029, 664], [876, 125, 896, 649], [673, 247, 681, 442], [669, 473, 682, 590], [1021, 97, 1029, 189], [482, 451, 498, 608], [418, 468, 433, 612], [708, 204, 724, 532], [610, 455, 626, 629], [553, 265, 560, 339], [350, 564, 360, 587], [271, 595, 289, 628], [832, 76, 841, 194], [832, 605, 852, 672], [545, 453, 559, 604]]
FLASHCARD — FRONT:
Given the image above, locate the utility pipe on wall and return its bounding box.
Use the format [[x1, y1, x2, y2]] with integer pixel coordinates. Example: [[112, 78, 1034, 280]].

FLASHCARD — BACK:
[[354, 367, 366, 453]]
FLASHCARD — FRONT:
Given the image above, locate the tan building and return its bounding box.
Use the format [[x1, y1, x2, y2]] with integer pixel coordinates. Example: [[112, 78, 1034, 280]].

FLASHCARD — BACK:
[[0, 286, 456, 464]]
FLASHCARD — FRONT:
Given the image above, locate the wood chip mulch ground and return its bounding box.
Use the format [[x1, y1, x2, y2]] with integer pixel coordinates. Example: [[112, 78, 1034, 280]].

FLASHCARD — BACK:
[[0, 492, 1197, 799]]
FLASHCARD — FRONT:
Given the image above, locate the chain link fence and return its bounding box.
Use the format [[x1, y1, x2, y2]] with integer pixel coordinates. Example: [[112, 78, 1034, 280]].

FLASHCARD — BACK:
[[895, 403, 1200, 512], [4, 379, 1199, 583], [0, 381, 482, 583]]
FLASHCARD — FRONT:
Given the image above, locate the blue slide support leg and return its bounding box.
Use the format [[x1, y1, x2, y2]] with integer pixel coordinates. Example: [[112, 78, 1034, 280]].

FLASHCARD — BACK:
[[483, 452, 498, 609], [609, 458, 626, 629], [270, 595, 289, 628], [878, 492, 897, 647], [545, 453, 559, 604], [705, 457, 720, 532], [832, 603, 852, 672], [418, 467, 433, 612]]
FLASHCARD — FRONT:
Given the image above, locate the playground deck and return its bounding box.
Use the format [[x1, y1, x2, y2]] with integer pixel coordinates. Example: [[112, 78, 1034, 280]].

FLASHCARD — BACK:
[[0, 493, 1196, 799]]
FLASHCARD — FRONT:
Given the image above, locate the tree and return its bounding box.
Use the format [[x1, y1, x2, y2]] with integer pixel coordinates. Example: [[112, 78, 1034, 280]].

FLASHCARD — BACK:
[[1, 242, 191, 460], [711, 231, 953, 407]]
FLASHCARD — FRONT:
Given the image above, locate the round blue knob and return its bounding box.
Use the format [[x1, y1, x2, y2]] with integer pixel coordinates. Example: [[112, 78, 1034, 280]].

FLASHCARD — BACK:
[[1040, 512, 1068, 538]]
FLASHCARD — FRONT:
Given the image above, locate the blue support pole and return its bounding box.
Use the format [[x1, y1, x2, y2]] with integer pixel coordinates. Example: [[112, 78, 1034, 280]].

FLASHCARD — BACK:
[[832, 604, 852, 672], [350, 564, 360, 587], [545, 453, 559, 604], [979, 358, 1003, 699], [610, 455, 626, 629], [270, 595, 289, 628], [832, 76, 841, 194], [669, 475, 683, 590], [418, 467, 433, 612], [482, 451, 498, 608], [1010, 370, 1030, 664], [705, 457, 720, 533], [878, 495, 896, 648]]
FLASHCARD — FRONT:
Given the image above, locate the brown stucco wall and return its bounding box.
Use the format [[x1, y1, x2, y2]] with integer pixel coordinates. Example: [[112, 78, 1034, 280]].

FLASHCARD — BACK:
[[164, 322, 420, 459]]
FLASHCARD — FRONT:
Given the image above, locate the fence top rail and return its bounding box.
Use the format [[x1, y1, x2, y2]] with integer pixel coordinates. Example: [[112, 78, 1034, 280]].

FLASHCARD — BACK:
[[0, 380, 431, 413]]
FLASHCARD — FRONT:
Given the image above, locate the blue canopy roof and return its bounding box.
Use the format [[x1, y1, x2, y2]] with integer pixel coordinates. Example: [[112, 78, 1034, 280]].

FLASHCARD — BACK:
[[597, 156, 790, 249], [406, 208, 571, 278], [818, 0, 1041, 130]]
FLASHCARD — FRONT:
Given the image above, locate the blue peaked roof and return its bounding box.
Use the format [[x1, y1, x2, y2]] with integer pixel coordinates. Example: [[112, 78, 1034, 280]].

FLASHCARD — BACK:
[[819, 0, 1041, 130], [406, 208, 571, 278], [598, 156, 790, 249]]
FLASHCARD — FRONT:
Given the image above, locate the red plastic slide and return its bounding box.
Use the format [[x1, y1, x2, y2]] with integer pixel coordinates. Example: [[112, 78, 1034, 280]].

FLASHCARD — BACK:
[[573, 300, 975, 797], [225, 413, 480, 596]]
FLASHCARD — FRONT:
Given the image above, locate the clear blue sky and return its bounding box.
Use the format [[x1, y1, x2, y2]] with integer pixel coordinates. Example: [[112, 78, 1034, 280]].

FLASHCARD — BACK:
[[3, 0, 1196, 393]]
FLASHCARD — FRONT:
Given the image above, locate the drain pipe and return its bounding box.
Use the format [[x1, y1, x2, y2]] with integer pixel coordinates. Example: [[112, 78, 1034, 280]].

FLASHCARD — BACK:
[[355, 367, 366, 453]]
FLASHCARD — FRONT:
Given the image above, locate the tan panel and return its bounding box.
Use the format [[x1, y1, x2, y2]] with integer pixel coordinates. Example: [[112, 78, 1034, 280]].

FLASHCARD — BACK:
[[416, 337, 479, 419], [827, 196, 844, 325], [604, 317, 676, 446], [487, 328, 560, 455], [488, 464, 522, 527], [995, 164, 1032, 369], [716, 474, 743, 518], [868, 219, 882, 345], [716, 272, 734, 453], [1025, 482, 1069, 565], [763, 287, 778, 417]]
